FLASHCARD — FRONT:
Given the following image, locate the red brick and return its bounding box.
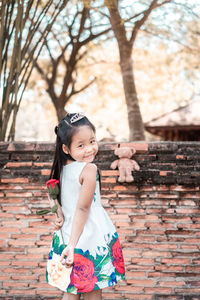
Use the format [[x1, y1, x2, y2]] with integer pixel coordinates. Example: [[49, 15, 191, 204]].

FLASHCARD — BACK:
[[7, 289, 36, 295], [3, 281, 28, 287], [0, 275, 11, 280], [175, 288, 200, 293], [36, 240, 50, 246], [123, 249, 141, 256], [6, 192, 32, 197], [126, 271, 146, 277], [180, 244, 198, 250], [29, 282, 51, 289], [126, 279, 155, 286], [11, 260, 38, 267], [0, 254, 14, 260], [3, 205, 29, 213], [101, 170, 119, 176], [0, 260, 11, 266], [15, 253, 43, 260], [117, 228, 134, 235], [3, 267, 32, 274], [158, 280, 186, 286], [161, 258, 190, 264], [155, 265, 183, 272], [178, 223, 200, 229], [6, 162, 32, 167], [1, 178, 29, 183], [184, 238, 200, 244], [36, 289, 62, 296], [102, 292, 122, 298], [41, 169, 51, 175], [24, 184, 46, 189], [149, 244, 178, 250], [32, 267, 46, 274], [2, 220, 24, 227], [160, 171, 167, 176], [0, 233, 9, 239], [11, 234, 38, 239], [176, 208, 200, 214], [21, 227, 49, 234], [110, 214, 129, 220], [101, 177, 116, 183], [115, 285, 143, 292], [28, 247, 49, 254], [162, 215, 191, 222], [116, 208, 133, 213], [33, 162, 52, 167], [144, 287, 172, 294], [8, 240, 35, 247], [3, 198, 24, 204], [125, 294, 152, 299], [186, 266, 200, 272], [113, 185, 128, 191], [133, 236, 155, 242], [143, 250, 171, 257], [0, 212, 15, 218], [12, 274, 37, 280], [111, 199, 137, 206], [115, 221, 132, 228], [0, 247, 24, 253]]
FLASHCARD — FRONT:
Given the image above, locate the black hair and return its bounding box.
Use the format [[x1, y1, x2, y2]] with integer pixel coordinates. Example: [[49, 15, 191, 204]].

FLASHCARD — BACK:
[[49, 113, 97, 205]]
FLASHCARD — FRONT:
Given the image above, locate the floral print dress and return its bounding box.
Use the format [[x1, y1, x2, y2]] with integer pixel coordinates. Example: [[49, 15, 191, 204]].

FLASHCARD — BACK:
[[46, 161, 125, 294]]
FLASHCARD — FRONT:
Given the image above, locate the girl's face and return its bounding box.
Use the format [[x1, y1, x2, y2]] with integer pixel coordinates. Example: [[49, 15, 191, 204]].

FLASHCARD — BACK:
[[63, 125, 98, 163]]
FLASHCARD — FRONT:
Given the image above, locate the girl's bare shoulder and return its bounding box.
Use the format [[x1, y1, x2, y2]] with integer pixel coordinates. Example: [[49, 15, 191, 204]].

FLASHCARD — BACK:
[[79, 163, 97, 184]]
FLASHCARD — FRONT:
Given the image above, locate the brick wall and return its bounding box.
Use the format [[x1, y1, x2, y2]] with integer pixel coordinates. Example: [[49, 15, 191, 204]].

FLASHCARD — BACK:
[[0, 141, 200, 300]]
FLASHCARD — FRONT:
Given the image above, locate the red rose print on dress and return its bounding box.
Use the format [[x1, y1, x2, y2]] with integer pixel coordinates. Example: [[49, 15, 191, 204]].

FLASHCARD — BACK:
[[112, 238, 125, 274], [71, 253, 98, 293]]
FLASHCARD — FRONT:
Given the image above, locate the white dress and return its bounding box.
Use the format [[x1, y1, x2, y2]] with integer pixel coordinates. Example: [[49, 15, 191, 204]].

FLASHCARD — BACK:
[[47, 161, 125, 294]]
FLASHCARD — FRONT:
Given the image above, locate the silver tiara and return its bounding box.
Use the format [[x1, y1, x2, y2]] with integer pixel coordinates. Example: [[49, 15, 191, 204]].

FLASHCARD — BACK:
[[70, 113, 85, 124]]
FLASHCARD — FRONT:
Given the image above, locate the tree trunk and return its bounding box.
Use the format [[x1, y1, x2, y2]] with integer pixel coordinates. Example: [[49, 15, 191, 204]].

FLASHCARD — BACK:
[[107, 1, 145, 141], [55, 102, 67, 121], [120, 52, 145, 141]]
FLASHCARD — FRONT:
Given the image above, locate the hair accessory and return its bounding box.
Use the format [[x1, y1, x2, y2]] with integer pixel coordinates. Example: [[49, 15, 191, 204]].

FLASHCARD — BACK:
[[64, 119, 71, 126], [70, 113, 85, 124]]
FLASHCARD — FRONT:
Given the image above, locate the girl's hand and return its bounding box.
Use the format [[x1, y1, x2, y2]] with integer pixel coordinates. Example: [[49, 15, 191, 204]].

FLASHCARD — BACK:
[[60, 245, 74, 267], [53, 214, 64, 230]]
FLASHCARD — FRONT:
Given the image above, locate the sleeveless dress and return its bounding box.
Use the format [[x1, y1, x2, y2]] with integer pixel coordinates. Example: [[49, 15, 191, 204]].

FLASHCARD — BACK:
[[46, 161, 125, 294]]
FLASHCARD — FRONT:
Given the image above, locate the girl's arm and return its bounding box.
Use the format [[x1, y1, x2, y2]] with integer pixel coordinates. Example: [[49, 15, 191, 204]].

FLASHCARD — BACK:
[[60, 163, 97, 264]]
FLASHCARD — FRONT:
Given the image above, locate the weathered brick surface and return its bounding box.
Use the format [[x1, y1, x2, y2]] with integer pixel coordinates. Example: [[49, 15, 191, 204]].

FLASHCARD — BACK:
[[0, 141, 200, 300]]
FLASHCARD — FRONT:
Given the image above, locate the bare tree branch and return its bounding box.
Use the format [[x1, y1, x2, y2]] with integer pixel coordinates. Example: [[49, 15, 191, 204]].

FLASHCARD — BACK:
[[0, 0, 69, 141]]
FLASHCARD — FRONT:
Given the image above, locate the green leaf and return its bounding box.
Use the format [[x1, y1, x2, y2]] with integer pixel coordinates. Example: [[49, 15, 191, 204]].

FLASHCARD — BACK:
[[67, 285, 76, 293], [46, 270, 49, 283], [52, 233, 60, 254], [36, 209, 51, 215], [51, 204, 58, 213], [98, 274, 110, 281]]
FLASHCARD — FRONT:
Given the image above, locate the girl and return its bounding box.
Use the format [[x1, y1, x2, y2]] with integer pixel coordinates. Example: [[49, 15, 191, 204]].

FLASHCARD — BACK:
[[47, 113, 125, 300]]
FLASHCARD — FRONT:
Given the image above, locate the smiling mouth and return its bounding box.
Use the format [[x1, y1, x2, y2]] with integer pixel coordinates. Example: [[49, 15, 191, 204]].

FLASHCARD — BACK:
[[84, 154, 94, 159]]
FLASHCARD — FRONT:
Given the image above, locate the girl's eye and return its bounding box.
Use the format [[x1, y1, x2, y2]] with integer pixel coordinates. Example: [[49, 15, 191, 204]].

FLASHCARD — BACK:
[[91, 139, 96, 144], [78, 144, 84, 148]]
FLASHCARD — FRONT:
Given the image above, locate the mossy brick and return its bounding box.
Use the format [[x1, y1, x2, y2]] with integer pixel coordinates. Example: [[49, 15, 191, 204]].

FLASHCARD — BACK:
[[7, 142, 36, 152], [148, 142, 178, 154]]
